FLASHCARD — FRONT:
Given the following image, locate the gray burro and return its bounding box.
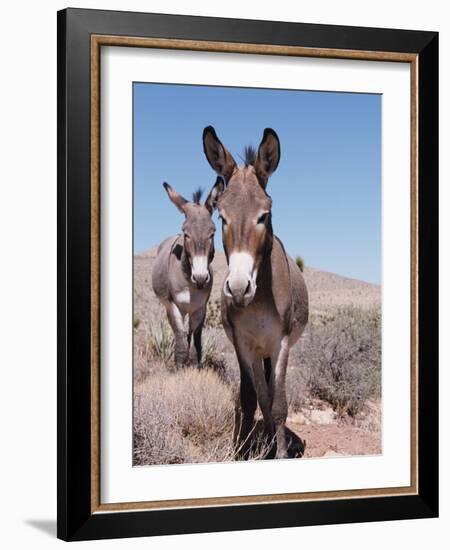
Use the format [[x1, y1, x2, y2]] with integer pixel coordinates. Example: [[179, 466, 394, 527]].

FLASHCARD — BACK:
[[202, 126, 309, 459], [152, 178, 224, 369]]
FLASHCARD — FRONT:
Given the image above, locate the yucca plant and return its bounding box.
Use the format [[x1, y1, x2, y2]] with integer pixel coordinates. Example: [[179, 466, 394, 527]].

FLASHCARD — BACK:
[[147, 317, 175, 365]]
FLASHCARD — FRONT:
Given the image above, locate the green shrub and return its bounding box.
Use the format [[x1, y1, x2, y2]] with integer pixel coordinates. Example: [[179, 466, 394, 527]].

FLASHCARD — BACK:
[[295, 256, 305, 272]]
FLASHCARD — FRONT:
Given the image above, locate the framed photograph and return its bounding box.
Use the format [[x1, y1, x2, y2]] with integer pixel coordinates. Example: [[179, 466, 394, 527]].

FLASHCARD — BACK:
[[57, 8, 438, 541]]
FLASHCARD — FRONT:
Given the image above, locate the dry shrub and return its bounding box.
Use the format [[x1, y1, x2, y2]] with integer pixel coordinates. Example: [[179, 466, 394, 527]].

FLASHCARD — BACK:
[[286, 363, 309, 412], [134, 345, 151, 385], [201, 328, 227, 376], [133, 367, 235, 465], [205, 297, 222, 328], [297, 306, 381, 416], [134, 398, 189, 466]]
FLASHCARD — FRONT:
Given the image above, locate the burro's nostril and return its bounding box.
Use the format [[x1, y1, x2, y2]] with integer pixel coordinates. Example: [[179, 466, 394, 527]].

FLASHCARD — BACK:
[[192, 272, 208, 287], [226, 280, 233, 296], [244, 280, 251, 296]]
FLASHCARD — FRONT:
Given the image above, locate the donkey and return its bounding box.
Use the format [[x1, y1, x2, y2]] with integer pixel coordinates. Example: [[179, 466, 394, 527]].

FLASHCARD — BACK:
[[152, 179, 224, 368], [202, 126, 309, 458]]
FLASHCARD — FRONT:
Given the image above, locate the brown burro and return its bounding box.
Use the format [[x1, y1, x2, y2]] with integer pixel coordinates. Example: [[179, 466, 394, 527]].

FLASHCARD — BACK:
[[152, 180, 224, 369], [202, 126, 309, 459]]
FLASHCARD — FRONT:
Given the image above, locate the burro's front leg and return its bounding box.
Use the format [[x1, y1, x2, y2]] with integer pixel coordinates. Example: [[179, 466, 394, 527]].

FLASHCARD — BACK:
[[234, 367, 257, 459], [252, 359, 275, 451], [189, 306, 206, 367], [166, 301, 188, 368], [233, 345, 257, 458], [271, 336, 290, 459]]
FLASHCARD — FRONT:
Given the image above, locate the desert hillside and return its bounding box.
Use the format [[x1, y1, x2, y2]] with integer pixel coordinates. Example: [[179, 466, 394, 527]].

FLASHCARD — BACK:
[[134, 246, 380, 323]]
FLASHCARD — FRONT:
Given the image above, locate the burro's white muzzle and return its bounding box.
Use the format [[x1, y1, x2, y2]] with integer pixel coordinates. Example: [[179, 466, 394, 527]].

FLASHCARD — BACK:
[[223, 251, 257, 307], [191, 256, 210, 288]]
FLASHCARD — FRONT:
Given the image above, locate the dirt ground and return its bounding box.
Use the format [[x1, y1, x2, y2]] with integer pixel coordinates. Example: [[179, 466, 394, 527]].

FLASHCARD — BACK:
[[289, 421, 381, 458]]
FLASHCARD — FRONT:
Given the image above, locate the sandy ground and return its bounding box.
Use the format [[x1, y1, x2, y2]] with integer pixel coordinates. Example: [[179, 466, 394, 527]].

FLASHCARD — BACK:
[[289, 422, 381, 458]]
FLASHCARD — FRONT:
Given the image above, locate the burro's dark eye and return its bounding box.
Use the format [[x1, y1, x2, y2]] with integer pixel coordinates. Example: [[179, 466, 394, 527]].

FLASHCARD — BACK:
[[184, 233, 191, 240], [257, 212, 269, 225]]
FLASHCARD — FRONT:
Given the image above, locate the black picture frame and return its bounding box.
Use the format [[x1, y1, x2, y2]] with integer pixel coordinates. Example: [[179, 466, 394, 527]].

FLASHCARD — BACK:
[[57, 7, 438, 541]]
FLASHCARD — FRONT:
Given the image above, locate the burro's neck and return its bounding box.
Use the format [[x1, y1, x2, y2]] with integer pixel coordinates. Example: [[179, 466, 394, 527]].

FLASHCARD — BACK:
[[254, 236, 277, 298], [178, 236, 191, 282]]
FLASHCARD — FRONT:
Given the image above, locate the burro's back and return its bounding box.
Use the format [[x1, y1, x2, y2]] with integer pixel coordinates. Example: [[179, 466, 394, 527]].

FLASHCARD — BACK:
[[151, 235, 176, 303]]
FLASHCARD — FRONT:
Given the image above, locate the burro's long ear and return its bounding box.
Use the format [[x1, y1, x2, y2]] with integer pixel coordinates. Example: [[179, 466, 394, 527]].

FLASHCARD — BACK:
[[254, 128, 280, 188], [163, 182, 188, 213], [202, 126, 236, 182], [205, 177, 225, 214]]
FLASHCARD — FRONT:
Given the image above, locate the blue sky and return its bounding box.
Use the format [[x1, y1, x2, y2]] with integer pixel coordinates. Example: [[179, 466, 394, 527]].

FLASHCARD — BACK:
[[133, 83, 381, 284]]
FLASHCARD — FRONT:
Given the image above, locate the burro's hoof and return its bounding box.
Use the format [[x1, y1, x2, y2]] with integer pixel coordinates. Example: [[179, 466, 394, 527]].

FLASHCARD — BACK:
[[285, 427, 305, 458], [240, 421, 305, 460]]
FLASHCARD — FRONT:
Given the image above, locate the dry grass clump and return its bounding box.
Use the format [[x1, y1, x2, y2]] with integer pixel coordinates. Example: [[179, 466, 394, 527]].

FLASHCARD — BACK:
[[134, 345, 151, 385], [173, 368, 234, 442], [133, 366, 235, 465], [295, 306, 381, 416]]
